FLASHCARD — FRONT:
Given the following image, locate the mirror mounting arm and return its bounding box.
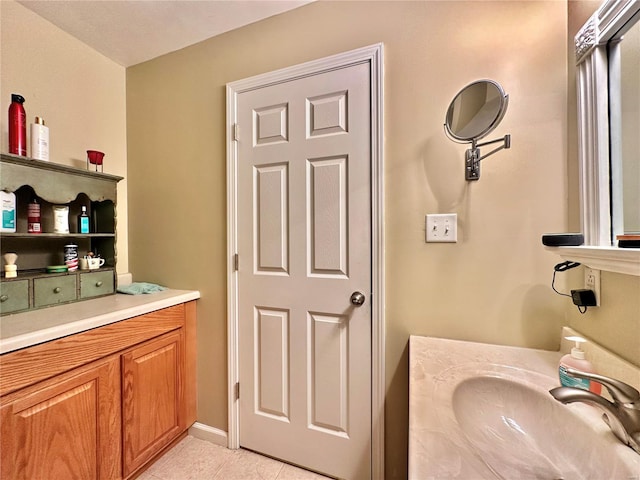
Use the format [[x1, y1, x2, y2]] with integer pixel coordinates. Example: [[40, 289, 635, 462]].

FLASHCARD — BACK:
[[444, 79, 511, 182], [465, 134, 511, 181]]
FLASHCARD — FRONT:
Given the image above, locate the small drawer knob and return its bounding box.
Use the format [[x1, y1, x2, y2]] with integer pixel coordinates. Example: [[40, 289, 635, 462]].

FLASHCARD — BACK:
[[0, 295, 8, 302], [95, 281, 103, 287], [53, 287, 61, 294]]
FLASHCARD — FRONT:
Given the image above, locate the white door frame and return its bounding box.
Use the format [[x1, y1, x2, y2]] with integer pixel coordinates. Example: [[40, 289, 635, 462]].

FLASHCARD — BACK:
[[226, 43, 384, 478]]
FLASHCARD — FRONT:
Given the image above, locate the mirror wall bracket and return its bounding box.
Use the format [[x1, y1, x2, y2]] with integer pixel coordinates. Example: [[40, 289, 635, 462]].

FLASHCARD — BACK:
[[465, 134, 512, 181], [443, 79, 511, 182]]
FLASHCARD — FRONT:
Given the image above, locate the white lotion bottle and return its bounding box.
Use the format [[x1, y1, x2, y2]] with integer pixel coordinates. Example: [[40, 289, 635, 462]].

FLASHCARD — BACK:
[[30, 116, 49, 161], [558, 336, 601, 394]]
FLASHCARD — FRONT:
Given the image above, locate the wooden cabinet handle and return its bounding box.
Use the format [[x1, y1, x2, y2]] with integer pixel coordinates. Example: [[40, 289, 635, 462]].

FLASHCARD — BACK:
[[53, 287, 61, 294], [0, 295, 8, 302], [95, 281, 103, 287]]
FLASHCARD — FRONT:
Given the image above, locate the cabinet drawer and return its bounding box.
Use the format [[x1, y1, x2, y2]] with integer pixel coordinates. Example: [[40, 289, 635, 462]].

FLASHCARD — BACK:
[[0, 280, 29, 314], [80, 271, 114, 299], [33, 275, 77, 308]]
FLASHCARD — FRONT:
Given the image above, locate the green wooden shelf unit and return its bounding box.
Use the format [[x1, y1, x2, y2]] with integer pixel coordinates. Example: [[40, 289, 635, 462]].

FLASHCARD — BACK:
[[0, 153, 124, 315]]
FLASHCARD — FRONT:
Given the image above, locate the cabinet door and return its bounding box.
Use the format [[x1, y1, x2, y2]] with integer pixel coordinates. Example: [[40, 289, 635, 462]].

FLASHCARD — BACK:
[[122, 330, 184, 477], [0, 357, 121, 480]]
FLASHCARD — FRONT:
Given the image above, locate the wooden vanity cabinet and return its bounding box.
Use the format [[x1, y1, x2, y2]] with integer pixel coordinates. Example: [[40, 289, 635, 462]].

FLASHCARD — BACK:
[[0, 301, 197, 480], [0, 356, 121, 480], [122, 331, 185, 477]]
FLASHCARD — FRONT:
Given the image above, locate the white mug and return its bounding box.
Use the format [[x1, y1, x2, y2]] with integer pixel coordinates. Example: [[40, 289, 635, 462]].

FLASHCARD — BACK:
[[88, 257, 105, 270]]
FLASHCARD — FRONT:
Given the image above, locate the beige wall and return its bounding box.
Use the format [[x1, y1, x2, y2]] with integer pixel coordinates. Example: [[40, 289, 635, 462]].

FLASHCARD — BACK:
[[5, 0, 638, 478], [0, 1, 129, 274], [126, 1, 572, 476]]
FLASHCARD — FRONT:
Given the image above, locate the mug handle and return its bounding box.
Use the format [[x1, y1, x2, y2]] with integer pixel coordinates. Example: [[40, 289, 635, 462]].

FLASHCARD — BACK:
[[98, 258, 105, 267]]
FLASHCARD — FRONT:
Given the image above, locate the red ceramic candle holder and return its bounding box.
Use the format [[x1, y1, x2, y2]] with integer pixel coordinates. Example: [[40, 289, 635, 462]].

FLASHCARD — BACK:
[[86, 150, 105, 172]]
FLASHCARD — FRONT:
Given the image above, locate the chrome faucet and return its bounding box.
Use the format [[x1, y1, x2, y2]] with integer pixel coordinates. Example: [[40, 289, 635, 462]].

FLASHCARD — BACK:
[[549, 367, 640, 455]]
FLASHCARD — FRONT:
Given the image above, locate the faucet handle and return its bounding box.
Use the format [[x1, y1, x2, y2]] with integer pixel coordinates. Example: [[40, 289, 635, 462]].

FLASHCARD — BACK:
[[565, 367, 640, 404]]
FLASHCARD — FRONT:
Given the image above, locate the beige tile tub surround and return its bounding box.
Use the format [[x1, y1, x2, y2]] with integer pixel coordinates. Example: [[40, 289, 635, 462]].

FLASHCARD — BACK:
[[408, 334, 640, 479]]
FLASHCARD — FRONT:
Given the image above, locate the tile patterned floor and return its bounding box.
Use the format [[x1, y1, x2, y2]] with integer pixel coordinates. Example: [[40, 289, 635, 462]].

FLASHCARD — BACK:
[[138, 435, 333, 480]]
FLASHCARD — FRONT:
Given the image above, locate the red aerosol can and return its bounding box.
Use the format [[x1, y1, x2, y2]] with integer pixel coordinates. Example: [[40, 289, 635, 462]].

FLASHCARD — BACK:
[[9, 94, 27, 156]]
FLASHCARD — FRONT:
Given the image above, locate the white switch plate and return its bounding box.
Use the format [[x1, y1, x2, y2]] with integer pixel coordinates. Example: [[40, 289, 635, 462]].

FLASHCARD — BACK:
[[426, 214, 457, 243], [584, 267, 600, 306]]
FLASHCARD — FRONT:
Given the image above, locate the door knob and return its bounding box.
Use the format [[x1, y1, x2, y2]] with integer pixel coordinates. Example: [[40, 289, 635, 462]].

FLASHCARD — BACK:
[[350, 291, 365, 306]]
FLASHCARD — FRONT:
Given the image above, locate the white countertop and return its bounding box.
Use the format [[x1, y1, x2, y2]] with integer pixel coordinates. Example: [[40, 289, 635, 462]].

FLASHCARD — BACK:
[[0, 289, 200, 354], [408, 335, 562, 479], [408, 334, 640, 478]]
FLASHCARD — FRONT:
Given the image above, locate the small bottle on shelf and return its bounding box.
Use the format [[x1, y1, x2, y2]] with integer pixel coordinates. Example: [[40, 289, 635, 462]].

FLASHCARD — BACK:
[[52, 205, 69, 234], [30, 116, 49, 161], [8, 94, 27, 157], [78, 205, 90, 234], [1, 190, 16, 233], [28, 198, 41, 234]]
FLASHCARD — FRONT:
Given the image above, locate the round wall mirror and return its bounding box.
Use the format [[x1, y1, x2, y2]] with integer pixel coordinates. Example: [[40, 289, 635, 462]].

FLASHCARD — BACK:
[[445, 80, 509, 142]]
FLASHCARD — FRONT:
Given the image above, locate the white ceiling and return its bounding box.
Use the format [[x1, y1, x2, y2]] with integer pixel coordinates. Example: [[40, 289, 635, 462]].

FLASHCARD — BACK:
[[18, 0, 314, 67]]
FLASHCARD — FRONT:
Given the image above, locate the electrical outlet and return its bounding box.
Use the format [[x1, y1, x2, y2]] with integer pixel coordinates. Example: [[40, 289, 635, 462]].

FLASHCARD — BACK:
[[425, 214, 457, 243], [584, 267, 600, 306]]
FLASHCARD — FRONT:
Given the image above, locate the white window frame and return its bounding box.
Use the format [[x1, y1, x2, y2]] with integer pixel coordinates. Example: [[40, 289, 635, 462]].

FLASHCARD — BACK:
[[549, 0, 640, 276]]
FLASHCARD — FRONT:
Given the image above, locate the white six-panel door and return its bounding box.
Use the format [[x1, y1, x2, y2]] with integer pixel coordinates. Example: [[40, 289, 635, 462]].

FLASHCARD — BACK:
[[235, 62, 372, 479]]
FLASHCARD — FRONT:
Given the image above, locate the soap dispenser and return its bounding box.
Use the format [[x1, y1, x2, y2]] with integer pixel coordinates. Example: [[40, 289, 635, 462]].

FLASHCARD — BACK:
[[558, 336, 601, 394]]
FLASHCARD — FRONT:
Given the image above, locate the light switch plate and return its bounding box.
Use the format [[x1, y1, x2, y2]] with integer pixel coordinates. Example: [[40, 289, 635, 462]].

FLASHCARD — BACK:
[[426, 214, 457, 243]]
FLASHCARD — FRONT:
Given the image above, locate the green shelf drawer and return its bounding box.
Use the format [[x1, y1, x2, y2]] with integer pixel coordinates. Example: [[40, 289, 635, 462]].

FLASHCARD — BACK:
[[0, 280, 30, 314], [80, 271, 114, 299], [34, 275, 78, 308]]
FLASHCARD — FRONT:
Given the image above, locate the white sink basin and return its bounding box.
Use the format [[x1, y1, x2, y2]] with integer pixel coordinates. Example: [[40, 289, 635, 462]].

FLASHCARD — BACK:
[[409, 336, 640, 480], [449, 368, 635, 479]]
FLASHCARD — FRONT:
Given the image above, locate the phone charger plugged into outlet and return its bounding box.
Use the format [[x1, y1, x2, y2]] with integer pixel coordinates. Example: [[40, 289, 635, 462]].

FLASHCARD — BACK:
[[571, 289, 597, 307]]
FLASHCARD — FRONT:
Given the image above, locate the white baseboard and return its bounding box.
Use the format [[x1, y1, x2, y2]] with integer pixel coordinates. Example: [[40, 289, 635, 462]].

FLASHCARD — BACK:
[[188, 422, 228, 448]]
